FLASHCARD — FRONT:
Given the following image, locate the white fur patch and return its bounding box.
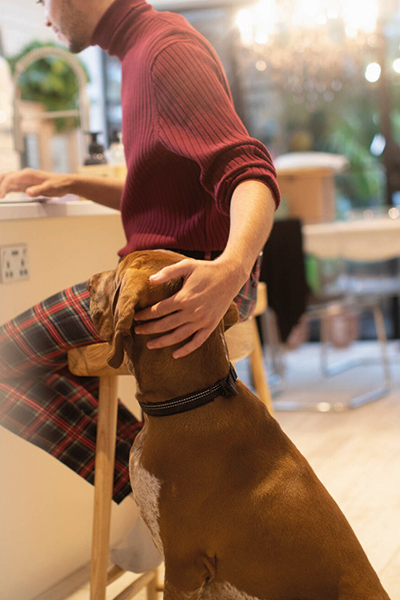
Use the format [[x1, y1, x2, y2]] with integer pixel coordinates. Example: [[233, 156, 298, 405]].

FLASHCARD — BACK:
[[205, 582, 263, 600], [129, 427, 164, 556], [165, 580, 263, 600], [165, 581, 207, 600]]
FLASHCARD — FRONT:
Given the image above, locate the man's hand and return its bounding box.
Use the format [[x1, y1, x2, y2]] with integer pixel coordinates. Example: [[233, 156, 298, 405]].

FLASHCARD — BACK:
[[0, 168, 74, 199], [133, 181, 277, 359], [134, 257, 246, 359]]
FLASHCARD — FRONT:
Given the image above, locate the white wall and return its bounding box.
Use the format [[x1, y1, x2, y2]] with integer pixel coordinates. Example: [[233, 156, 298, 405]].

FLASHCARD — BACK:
[[0, 0, 56, 56], [0, 211, 142, 600]]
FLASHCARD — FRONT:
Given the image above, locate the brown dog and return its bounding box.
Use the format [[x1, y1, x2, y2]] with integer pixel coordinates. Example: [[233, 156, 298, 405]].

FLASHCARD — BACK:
[[87, 249, 390, 600]]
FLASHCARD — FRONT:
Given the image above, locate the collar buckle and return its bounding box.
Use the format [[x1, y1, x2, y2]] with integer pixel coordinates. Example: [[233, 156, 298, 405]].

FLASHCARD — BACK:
[[218, 364, 238, 397]]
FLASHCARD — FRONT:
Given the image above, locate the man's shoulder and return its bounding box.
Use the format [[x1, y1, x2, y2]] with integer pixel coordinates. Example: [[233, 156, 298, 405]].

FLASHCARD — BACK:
[[143, 11, 217, 65]]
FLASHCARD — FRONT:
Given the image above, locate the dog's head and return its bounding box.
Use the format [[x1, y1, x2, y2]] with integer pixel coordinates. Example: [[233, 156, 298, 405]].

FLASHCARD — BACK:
[[87, 250, 186, 368], [87, 250, 239, 370]]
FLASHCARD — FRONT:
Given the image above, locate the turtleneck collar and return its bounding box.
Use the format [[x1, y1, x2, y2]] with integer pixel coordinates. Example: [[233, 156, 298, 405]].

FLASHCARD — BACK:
[[91, 0, 153, 59]]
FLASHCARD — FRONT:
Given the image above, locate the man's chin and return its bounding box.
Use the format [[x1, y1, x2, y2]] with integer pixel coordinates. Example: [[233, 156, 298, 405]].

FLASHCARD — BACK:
[[62, 35, 89, 54]]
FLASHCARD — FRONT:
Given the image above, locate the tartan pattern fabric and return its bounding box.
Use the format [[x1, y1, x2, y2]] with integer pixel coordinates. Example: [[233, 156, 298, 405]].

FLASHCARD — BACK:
[[235, 254, 261, 322], [0, 263, 258, 504], [0, 282, 141, 504]]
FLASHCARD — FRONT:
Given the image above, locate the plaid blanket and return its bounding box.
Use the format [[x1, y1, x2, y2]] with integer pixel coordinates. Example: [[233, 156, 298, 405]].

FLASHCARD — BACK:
[[0, 255, 259, 504]]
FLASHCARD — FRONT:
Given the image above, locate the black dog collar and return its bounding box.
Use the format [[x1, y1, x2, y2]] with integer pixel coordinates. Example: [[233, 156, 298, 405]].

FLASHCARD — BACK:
[[139, 363, 238, 417]]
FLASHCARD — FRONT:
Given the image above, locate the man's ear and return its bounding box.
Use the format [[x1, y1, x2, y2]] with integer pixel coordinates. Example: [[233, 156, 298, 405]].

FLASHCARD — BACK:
[[223, 302, 239, 331]]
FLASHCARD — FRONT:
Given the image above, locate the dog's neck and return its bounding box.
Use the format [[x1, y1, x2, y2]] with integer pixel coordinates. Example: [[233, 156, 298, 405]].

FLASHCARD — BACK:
[[128, 321, 231, 404]]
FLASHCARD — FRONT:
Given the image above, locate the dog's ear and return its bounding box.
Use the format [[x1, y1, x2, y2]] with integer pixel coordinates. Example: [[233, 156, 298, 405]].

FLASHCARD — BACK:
[[87, 267, 142, 369], [87, 269, 118, 343], [108, 268, 184, 368], [223, 301, 239, 331], [107, 270, 147, 368]]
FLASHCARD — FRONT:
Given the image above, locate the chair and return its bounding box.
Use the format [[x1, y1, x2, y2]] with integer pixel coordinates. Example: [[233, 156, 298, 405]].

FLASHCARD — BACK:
[[260, 218, 392, 412], [67, 283, 271, 600], [304, 295, 391, 410]]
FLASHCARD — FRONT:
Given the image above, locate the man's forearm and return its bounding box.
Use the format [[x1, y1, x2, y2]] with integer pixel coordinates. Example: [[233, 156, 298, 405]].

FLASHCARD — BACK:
[[70, 175, 125, 210], [218, 179, 276, 284], [133, 179, 277, 357]]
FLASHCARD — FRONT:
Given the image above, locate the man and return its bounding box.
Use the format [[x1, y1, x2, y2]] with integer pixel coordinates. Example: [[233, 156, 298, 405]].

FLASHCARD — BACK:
[[0, 0, 279, 569]]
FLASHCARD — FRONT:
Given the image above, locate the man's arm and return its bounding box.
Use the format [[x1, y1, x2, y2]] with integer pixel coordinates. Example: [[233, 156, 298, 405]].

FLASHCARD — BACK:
[[69, 175, 124, 210], [219, 179, 275, 282], [134, 180, 276, 359], [0, 169, 124, 210]]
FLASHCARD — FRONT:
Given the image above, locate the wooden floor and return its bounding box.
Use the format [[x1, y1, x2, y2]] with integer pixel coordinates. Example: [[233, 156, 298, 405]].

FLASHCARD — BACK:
[[60, 342, 400, 600], [267, 342, 400, 599]]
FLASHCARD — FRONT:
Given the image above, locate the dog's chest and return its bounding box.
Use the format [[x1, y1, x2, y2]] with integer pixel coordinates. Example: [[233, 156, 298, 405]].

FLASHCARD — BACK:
[[166, 580, 264, 600], [129, 427, 164, 556]]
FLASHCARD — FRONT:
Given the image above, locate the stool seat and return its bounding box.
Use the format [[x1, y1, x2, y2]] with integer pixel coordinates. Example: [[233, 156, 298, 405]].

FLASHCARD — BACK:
[[67, 282, 270, 600], [68, 282, 268, 377], [69, 342, 131, 377]]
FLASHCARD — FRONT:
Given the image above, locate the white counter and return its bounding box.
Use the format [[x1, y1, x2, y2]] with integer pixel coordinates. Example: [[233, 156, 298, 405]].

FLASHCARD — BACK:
[[0, 197, 138, 600], [0, 197, 119, 221], [303, 217, 400, 261]]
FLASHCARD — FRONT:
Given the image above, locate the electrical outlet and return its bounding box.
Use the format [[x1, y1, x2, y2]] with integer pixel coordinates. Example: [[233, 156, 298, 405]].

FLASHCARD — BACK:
[[0, 244, 30, 284]]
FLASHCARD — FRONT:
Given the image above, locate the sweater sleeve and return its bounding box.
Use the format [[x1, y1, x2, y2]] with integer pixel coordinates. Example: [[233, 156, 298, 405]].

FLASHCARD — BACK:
[[151, 39, 280, 215]]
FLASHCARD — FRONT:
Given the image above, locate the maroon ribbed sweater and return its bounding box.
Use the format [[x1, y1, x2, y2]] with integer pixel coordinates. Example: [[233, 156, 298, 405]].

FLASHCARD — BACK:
[[92, 0, 280, 256]]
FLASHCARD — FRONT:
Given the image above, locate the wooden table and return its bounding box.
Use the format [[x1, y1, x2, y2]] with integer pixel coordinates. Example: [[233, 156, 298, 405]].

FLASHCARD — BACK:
[[303, 216, 400, 262], [303, 216, 400, 337]]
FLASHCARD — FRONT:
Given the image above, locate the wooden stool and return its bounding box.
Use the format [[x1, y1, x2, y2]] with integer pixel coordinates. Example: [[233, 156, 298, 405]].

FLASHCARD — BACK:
[[67, 283, 272, 600], [225, 282, 272, 411]]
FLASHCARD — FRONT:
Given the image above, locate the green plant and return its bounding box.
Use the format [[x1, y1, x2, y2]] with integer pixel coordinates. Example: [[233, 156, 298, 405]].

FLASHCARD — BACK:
[[283, 86, 385, 209], [7, 40, 89, 132]]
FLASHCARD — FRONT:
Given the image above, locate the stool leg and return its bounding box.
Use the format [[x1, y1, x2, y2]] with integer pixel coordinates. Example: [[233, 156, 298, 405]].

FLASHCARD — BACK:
[[373, 304, 391, 390], [91, 375, 119, 600], [146, 569, 159, 600], [249, 319, 274, 416]]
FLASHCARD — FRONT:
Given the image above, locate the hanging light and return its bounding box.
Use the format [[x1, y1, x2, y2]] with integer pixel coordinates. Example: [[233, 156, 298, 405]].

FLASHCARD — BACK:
[[365, 62, 382, 82], [234, 0, 385, 107], [236, 9, 254, 46], [256, 60, 267, 71], [341, 0, 379, 37], [292, 0, 328, 28]]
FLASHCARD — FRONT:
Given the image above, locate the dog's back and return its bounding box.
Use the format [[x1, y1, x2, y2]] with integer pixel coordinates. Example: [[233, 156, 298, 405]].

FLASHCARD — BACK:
[[132, 382, 389, 600]]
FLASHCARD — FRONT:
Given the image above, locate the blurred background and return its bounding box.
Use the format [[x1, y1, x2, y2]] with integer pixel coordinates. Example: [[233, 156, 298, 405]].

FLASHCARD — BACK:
[[0, 1, 400, 599]]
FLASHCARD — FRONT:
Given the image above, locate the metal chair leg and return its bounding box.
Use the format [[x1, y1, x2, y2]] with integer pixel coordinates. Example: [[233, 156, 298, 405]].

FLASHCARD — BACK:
[[273, 301, 392, 412], [318, 303, 391, 410], [259, 308, 286, 397]]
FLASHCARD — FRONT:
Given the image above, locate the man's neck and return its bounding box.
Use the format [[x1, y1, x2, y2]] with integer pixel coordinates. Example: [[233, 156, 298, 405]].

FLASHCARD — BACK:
[[90, 0, 152, 59], [90, 0, 118, 37]]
